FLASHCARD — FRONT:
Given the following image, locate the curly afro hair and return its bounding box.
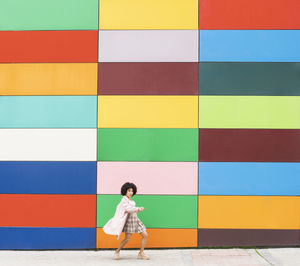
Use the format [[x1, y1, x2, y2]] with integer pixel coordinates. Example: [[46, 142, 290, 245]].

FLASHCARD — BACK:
[[121, 182, 137, 196]]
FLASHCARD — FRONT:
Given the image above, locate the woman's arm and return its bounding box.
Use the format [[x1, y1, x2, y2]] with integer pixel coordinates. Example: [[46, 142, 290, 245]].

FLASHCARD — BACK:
[[121, 198, 141, 213]]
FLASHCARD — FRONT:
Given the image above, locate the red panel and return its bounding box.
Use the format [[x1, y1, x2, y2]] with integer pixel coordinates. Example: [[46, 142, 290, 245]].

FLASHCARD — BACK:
[[199, 0, 300, 29], [0, 194, 96, 227], [0, 31, 98, 63], [199, 129, 300, 162], [98, 62, 198, 95]]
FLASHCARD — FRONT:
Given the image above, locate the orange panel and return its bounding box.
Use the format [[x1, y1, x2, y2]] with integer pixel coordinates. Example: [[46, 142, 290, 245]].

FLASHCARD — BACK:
[[0, 63, 98, 95], [0, 194, 96, 227], [199, 0, 300, 29], [97, 228, 197, 248]]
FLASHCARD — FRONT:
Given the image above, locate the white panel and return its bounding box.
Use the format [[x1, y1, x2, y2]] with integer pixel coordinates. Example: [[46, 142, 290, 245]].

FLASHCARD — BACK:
[[98, 30, 198, 62], [0, 129, 97, 161]]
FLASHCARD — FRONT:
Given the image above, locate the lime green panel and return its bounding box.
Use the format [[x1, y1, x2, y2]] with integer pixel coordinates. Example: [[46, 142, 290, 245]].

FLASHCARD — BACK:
[[199, 96, 300, 129], [97, 128, 198, 161], [0, 0, 98, 30], [97, 195, 197, 228]]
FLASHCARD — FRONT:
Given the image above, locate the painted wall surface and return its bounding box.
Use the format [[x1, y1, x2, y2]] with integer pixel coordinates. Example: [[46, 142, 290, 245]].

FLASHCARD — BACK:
[[0, 0, 299, 249]]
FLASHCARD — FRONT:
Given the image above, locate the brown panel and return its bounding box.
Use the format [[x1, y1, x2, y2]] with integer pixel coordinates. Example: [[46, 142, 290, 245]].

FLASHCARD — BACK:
[[199, 129, 300, 162], [198, 229, 300, 247], [98, 62, 198, 95]]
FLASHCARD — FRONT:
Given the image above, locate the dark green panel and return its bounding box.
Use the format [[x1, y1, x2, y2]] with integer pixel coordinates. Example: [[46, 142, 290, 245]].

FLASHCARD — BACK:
[[97, 195, 197, 228], [199, 62, 300, 95], [97, 128, 198, 161]]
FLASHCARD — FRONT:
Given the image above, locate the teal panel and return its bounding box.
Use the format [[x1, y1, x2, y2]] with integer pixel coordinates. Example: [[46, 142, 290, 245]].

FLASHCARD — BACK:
[[0, 96, 97, 128], [199, 62, 300, 95]]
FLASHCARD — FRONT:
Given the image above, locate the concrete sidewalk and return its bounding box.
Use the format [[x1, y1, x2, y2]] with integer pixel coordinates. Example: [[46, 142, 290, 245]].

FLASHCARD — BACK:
[[0, 248, 299, 266]]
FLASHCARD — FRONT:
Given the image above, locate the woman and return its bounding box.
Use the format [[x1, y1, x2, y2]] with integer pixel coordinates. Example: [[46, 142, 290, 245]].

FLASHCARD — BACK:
[[103, 182, 149, 260]]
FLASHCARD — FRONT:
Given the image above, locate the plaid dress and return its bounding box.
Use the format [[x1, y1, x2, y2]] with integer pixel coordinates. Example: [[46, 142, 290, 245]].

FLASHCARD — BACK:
[[122, 200, 146, 234]]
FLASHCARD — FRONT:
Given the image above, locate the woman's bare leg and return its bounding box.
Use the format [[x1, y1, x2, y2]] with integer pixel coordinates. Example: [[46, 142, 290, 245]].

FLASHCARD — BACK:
[[138, 231, 148, 254], [115, 233, 132, 253]]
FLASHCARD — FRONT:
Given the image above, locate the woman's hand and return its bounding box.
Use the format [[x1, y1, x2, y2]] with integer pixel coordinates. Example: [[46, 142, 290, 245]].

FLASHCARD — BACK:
[[139, 207, 145, 212]]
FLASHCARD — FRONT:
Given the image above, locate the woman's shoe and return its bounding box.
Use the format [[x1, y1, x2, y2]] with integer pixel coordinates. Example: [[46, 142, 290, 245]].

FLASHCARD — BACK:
[[138, 252, 150, 260], [114, 251, 120, 260]]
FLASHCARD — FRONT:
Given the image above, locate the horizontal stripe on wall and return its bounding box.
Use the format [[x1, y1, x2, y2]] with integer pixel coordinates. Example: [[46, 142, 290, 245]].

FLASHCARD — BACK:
[[97, 228, 197, 248], [198, 196, 300, 229], [0, 96, 97, 128], [99, 0, 198, 30], [0, 63, 97, 95], [98, 62, 198, 95], [0, 129, 97, 161], [0, 194, 96, 227], [198, 229, 300, 247], [199, 0, 300, 29], [199, 30, 300, 62], [97, 195, 197, 228], [0, 162, 96, 194], [0, 0, 98, 30], [0, 31, 98, 63], [0, 227, 96, 250], [198, 96, 300, 129], [198, 162, 300, 196], [97, 129, 198, 161], [97, 162, 198, 195], [199, 63, 300, 96], [98, 30, 198, 62], [98, 96, 198, 128], [199, 129, 300, 162]]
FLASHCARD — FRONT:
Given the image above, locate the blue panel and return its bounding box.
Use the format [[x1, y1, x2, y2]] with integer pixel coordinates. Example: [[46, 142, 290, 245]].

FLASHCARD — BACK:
[[199, 30, 300, 62], [0, 227, 96, 249], [199, 162, 300, 196], [0, 161, 96, 194], [0, 96, 97, 128]]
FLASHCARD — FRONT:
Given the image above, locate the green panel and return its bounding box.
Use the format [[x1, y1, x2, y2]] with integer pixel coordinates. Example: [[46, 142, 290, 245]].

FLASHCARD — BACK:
[[0, 0, 98, 30], [199, 62, 300, 96], [199, 96, 300, 129], [97, 195, 197, 228], [97, 128, 198, 161], [0, 96, 97, 128]]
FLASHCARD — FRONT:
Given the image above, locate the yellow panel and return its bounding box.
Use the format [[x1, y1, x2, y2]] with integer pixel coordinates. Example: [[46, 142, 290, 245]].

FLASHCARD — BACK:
[[199, 96, 300, 129], [97, 228, 197, 248], [98, 95, 198, 128], [0, 63, 97, 95], [99, 0, 198, 29], [198, 196, 300, 229]]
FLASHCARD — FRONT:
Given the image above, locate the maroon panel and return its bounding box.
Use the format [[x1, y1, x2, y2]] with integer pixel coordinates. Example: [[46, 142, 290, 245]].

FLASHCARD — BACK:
[[98, 62, 198, 95], [198, 229, 300, 247], [199, 129, 300, 162]]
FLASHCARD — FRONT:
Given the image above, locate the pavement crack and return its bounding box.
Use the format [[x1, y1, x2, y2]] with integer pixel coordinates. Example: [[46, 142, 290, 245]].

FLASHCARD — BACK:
[[255, 249, 276, 266]]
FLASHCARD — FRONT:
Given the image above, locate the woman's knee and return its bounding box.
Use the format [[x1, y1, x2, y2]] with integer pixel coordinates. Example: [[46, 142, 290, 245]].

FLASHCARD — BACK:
[[141, 231, 148, 239], [125, 233, 132, 240]]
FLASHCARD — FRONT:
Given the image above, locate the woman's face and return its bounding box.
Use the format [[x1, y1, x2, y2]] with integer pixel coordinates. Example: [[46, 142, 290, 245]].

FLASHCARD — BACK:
[[126, 188, 134, 198]]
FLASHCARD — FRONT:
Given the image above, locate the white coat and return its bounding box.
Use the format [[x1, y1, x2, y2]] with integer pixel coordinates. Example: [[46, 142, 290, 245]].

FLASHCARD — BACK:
[[102, 195, 141, 239]]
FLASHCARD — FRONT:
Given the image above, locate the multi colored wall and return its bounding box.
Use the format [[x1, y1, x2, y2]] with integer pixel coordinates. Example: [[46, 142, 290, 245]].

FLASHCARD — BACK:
[[0, 0, 299, 249]]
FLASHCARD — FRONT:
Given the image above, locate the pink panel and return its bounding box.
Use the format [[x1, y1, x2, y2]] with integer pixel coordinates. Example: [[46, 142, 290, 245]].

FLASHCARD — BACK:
[[97, 162, 197, 195]]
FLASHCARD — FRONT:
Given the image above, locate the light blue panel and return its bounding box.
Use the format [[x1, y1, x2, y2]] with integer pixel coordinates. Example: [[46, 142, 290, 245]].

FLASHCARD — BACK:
[[199, 30, 300, 62], [0, 96, 97, 128], [0, 227, 96, 249], [199, 162, 300, 196]]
